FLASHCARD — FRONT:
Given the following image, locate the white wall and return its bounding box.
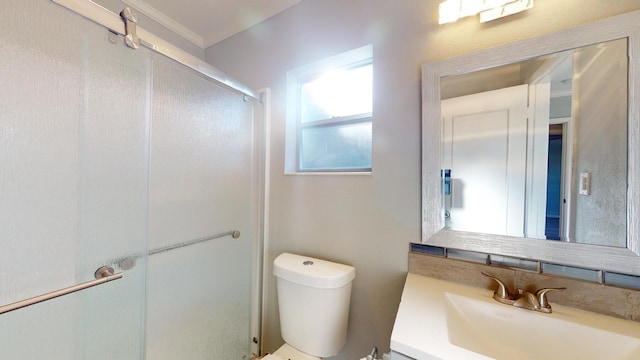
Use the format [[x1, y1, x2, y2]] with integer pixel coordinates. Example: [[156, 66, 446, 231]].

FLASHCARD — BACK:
[[204, 1, 640, 358]]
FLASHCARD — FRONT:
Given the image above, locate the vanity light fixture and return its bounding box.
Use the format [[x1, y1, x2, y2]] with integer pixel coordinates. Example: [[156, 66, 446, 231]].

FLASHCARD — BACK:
[[439, 0, 534, 24]]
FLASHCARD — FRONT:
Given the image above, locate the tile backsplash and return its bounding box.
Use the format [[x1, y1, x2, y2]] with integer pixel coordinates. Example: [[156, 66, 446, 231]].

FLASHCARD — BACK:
[[408, 246, 640, 322]]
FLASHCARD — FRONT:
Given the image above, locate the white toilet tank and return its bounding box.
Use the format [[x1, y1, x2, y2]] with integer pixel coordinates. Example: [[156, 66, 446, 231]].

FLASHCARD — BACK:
[[273, 253, 356, 358]]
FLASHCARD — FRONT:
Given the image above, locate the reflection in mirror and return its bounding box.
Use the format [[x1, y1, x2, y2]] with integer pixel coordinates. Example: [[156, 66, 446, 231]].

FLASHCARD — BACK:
[[439, 38, 628, 248], [422, 10, 640, 275]]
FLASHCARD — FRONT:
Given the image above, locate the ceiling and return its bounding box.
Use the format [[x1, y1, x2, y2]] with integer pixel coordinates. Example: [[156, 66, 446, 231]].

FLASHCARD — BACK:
[[441, 50, 573, 100], [95, 0, 301, 49]]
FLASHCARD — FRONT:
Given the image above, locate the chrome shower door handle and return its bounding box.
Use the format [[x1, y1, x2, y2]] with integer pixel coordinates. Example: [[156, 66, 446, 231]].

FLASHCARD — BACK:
[[0, 266, 123, 315]]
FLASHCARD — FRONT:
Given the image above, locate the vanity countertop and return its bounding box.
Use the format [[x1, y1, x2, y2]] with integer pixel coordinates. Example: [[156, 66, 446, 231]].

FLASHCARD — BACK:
[[390, 272, 640, 360]]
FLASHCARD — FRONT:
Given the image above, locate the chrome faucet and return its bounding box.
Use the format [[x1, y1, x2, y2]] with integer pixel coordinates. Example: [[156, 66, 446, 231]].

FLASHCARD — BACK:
[[483, 273, 566, 313]]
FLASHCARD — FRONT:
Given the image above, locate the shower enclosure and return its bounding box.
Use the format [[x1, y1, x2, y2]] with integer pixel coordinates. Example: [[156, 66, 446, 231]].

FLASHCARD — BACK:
[[0, 1, 264, 359]]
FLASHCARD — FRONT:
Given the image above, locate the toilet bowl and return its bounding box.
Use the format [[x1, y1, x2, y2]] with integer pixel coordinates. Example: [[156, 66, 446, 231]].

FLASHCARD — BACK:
[[267, 253, 356, 360]]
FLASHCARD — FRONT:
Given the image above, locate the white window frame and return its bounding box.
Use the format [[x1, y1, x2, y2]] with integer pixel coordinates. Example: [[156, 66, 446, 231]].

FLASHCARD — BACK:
[[285, 45, 373, 174]]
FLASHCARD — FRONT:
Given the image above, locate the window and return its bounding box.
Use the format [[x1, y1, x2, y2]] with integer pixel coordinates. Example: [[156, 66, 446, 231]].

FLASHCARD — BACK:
[[286, 45, 373, 173]]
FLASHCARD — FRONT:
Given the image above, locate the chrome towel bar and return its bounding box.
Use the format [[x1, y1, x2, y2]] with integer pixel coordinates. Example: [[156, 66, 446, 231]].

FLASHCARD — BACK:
[[0, 266, 123, 315]]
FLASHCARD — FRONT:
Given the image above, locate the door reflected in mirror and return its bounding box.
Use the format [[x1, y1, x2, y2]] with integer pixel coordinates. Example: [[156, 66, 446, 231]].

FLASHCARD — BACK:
[[440, 38, 628, 248]]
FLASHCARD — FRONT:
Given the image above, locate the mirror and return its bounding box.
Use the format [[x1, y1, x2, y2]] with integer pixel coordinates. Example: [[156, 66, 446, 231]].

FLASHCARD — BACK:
[[422, 10, 640, 275], [440, 38, 627, 247]]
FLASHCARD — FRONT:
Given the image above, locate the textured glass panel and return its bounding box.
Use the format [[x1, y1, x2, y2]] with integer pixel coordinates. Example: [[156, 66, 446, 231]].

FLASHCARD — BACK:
[[301, 63, 372, 123], [300, 121, 372, 170], [0, 0, 148, 358], [146, 54, 254, 360], [0, 0, 83, 311], [76, 14, 150, 360]]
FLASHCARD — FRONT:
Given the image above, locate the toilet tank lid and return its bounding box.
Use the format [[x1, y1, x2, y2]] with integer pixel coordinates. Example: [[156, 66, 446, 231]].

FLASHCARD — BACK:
[[274, 253, 355, 289]]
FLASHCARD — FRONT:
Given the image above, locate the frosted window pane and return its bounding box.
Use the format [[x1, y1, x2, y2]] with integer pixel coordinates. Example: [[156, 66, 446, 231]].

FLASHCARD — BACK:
[[300, 121, 372, 170], [301, 64, 372, 123]]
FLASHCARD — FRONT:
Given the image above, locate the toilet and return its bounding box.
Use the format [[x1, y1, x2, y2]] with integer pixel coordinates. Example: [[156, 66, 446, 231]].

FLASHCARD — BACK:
[[263, 253, 356, 360]]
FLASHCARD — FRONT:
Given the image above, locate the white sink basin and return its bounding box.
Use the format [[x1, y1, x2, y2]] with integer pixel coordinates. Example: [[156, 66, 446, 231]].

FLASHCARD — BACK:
[[391, 273, 640, 360], [445, 292, 640, 359]]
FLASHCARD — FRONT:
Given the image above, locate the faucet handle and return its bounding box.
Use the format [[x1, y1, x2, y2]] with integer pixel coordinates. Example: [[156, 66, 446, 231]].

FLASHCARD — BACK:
[[482, 273, 515, 304], [536, 287, 566, 309]]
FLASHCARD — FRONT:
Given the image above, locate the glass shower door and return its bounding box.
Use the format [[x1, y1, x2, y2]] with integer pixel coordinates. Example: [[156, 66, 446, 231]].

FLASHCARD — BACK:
[[145, 53, 259, 360], [0, 0, 150, 358]]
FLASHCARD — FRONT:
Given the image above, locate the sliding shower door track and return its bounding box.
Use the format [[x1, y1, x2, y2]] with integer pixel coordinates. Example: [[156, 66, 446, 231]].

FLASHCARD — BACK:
[[50, 0, 260, 101]]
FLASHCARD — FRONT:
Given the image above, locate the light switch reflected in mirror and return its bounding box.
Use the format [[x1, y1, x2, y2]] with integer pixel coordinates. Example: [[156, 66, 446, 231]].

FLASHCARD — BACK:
[[439, 38, 628, 248]]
